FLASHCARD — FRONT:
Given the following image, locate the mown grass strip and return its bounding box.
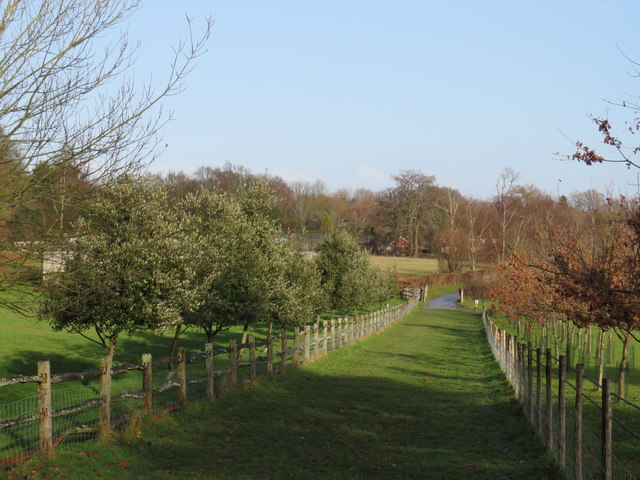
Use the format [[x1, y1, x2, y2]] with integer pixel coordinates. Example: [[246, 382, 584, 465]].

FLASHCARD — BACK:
[[10, 307, 561, 480]]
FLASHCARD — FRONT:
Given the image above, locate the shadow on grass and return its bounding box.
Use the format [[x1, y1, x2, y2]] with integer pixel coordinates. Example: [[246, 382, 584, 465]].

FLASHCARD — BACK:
[[21, 368, 561, 480]]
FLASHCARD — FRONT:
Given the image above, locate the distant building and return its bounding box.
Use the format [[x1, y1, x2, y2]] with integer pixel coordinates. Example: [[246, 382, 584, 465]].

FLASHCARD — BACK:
[[386, 236, 411, 254], [42, 250, 68, 275]]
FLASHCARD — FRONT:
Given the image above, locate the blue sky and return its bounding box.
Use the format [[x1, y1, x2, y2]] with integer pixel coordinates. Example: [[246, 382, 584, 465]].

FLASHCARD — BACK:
[[127, 1, 640, 200]]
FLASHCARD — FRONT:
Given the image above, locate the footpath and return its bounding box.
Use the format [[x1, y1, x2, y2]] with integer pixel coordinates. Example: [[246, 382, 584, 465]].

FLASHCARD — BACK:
[[12, 303, 560, 480]]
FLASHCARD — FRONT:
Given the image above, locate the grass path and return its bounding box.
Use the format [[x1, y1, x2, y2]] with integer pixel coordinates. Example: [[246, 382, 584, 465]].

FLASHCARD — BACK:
[[12, 307, 560, 480]]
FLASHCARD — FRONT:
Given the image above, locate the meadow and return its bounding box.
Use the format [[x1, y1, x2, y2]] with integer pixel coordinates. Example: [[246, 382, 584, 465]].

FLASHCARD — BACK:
[[368, 254, 440, 276]]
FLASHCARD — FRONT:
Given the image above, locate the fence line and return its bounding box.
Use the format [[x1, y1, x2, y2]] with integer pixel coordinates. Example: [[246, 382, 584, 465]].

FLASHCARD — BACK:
[[483, 309, 639, 480], [0, 299, 418, 466]]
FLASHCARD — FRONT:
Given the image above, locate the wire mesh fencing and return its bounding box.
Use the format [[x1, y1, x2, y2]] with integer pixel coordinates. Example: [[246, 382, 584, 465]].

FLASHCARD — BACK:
[[0, 298, 417, 466], [483, 310, 640, 480]]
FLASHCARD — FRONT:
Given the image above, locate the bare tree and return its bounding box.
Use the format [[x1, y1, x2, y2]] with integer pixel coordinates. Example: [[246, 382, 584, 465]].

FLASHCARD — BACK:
[[382, 170, 437, 257], [491, 167, 521, 263], [0, 0, 211, 308], [464, 199, 491, 271]]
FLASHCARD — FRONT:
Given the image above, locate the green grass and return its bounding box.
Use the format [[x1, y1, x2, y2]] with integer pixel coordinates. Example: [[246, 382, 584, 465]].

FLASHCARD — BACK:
[[369, 254, 440, 276], [11, 306, 560, 479], [0, 290, 401, 403]]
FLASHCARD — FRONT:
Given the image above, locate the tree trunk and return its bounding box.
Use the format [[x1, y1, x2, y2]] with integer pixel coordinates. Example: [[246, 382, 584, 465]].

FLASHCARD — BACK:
[[552, 321, 559, 359], [237, 321, 250, 361], [99, 339, 117, 441], [617, 332, 632, 400], [168, 325, 184, 370]]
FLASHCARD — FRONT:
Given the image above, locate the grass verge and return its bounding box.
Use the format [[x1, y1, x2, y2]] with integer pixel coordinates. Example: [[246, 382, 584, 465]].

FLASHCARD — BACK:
[[10, 306, 561, 479]]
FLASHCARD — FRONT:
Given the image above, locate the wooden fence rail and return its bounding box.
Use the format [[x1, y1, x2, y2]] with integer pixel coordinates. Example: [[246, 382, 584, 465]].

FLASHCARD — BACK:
[[0, 299, 417, 465]]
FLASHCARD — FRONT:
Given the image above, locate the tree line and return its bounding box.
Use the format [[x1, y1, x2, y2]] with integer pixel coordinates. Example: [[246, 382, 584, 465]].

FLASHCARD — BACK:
[[37, 175, 398, 369], [487, 95, 640, 401]]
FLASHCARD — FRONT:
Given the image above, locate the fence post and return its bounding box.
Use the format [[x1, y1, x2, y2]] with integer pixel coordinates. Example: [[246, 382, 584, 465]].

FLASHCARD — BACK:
[[502, 329, 507, 368], [330, 320, 336, 350], [37, 361, 53, 456], [602, 378, 612, 480], [527, 342, 533, 421], [177, 347, 187, 407], [546, 348, 553, 450], [280, 330, 288, 373], [518, 342, 525, 403], [205, 343, 215, 402], [267, 334, 274, 376], [99, 352, 113, 440], [142, 353, 153, 414], [322, 320, 328, 354], [313, 321, 320, 357], [575, 363, 584, 480], [249, 336, 257, 382], [558, 355, 566, 469], [293, 327, 300, 365], [536, 347, 542, 434], [229, 339, 237, 385], [304, 325, 311, 361]]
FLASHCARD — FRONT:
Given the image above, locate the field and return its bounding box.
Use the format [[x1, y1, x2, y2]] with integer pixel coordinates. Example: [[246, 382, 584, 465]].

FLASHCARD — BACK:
[[368, 254, 440, 276], [9, 302, 560, 479], [0, 292, 403, 404]]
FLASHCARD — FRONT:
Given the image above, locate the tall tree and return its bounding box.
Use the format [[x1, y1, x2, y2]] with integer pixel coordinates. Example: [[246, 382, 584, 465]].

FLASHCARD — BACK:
[[381, 170, 438, 257]]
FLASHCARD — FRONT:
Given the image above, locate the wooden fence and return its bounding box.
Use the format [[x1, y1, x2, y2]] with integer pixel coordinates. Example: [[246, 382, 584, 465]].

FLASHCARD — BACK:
[[0, 299, 418, 465], [483, 309, 639, 480]]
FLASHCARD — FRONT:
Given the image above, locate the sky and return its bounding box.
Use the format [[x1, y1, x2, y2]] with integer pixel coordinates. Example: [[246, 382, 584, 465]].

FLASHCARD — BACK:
[[124, 1, 640, 201]]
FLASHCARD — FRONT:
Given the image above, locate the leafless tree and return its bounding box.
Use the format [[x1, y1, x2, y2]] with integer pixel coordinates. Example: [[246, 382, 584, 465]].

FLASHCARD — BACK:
[[0, 0, 211, 309]]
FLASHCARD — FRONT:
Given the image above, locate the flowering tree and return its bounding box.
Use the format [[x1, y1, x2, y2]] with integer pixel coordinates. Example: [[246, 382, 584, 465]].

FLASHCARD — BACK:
[[39, 179, 193, 361], [315, 229, 397, 312]]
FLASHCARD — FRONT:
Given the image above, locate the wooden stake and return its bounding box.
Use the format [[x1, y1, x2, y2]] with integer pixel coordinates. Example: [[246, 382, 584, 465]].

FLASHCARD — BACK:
[[546, 348, 553, 450], [280, 330, 287, 373], [177, 347, 187, 407], [558, 355, 566, 469], [142, 353, 153, 414], [574, 363, 584, 480], [527, 342, 533, 420], [602, 379, 612, 480], [304, 325, 311, 361], [330, 320, 336, 351], [293, 327, 300, 365], [38, 361, 53, 456], [536, 347, 542, 434]]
